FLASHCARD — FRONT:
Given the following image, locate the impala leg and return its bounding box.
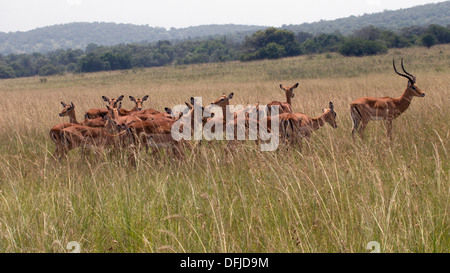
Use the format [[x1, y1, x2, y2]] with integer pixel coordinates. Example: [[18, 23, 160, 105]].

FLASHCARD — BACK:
[[386, 118, 393, 141], [151, 147, 161, 160], [128, 150, 137, 167], [225, 140, 239, 153], [172, 142, 185, 161], [351, 117, 361, 140], [357, 121, 368, 139], [52, 147, 61, 161], [351, 106, 364, 140], [295, 137, 303, 152]]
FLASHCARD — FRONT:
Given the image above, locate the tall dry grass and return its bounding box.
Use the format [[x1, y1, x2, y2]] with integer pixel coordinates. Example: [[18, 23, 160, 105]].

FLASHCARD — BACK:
[[0, 45, 448, 252]]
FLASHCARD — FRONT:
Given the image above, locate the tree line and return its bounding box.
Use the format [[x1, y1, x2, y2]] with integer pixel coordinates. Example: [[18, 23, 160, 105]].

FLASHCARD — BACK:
[[0, 24, 449, 79]]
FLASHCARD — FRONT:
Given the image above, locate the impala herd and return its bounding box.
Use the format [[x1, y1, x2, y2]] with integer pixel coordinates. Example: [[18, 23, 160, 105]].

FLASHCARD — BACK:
[[49, 58, 425, 164]]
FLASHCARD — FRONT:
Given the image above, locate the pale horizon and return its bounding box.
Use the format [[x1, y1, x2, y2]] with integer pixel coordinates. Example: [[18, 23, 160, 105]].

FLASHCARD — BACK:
[[0, 0, 448, 33]]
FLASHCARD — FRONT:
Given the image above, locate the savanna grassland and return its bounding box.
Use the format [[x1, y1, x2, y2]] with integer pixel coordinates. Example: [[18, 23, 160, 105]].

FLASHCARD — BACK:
[[0, 45, 448, 253]]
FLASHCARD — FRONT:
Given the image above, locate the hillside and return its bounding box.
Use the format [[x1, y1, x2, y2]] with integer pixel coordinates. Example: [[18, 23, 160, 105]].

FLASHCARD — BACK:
[[283, 1, 450, 35], [0, 23, 265, 55], [0, 1, 449, 55]]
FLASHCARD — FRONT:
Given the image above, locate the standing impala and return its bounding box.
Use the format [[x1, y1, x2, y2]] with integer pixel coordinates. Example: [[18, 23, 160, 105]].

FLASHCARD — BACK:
[[50, 101, 109, 160], [267, 83, 299, 114], [282, 102, 338, 149], [59, 102, 106, 127], [59, 125, 129, 161], [350, 58, 425, 140], [118, 95, 149, 115], [84, 95, 124, 119]]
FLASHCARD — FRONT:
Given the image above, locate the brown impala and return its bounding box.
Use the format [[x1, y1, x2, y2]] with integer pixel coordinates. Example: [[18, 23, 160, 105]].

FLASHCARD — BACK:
[[267, 83, 299, 114], [282, 102, 338, 149], [50, 102, 108, 159], [84, 95, 124, 119], [350, 58, 425, 140], [118, 95, 149, 115]]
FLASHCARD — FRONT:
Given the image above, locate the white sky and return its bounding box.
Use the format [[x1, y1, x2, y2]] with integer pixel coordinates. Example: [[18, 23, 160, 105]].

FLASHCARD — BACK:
[[0, 0, 447, 33]]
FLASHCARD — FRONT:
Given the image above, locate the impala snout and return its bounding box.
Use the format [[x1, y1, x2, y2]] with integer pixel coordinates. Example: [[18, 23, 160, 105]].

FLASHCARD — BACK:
[[421, 93, 426, 97], [59, 113, 64, 117]]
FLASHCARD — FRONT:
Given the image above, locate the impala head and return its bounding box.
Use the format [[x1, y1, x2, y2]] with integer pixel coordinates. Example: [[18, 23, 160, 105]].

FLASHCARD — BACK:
[[102, 95, 124, 108], [280, 83, 299, 99], [210, 93, 234, 109], [322, 101, 338, 129], [106, 102, 122, 119], [129, 95, 149, 111], [185, 100, 214, 124], [59, 102, 75, 117], [165, 107, 184, 120], [393, 58, 425, 98]]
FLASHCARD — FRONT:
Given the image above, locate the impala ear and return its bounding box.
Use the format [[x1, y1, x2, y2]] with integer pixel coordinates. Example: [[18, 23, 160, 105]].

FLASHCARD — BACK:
[[102, 96, 109, 102], [164, 107, 172, 115], [129, 96, 136, 102], [293, 83, 299, 89], [61, 102, 67, 107], [228, 92, 234, 99], [117, 95, 124, 101], [190, 97, 195, 105], [70, 102, 74, 108], [329, 101, 334, 111], [142, 95, 149, 101], [106, 105, 111, 111]]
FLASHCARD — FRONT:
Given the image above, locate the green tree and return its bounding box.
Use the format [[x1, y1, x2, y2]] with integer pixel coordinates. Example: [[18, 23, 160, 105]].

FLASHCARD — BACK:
[[301, 33, 344, 54], [240, 27, 301, 61], [425, 24, 450, 44], [0, 65, 15, 78], [339, 38, 387, 57], [39, 64, 59, 76], [78, 53, 106, 72], [421, 33, 437, 48]]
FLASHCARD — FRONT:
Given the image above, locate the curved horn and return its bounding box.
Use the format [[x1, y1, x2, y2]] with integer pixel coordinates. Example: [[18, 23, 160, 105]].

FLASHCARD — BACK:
[[400, 58, 416, 83], [393, 58, 414, 84]]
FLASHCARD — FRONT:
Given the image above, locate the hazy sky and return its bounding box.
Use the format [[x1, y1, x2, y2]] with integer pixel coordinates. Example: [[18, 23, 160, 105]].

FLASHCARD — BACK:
[[0, 0, 447, 33]]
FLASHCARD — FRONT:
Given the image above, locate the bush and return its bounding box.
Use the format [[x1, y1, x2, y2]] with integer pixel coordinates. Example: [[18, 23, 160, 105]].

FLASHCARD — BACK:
[[421, 33, 437, 48], [39, 64, 59, 76], [339, 38, 388, 57], [0, 65, 15, 78], [78, 53, 107, 72], [425, 24, 450, 44], [301, 33, 344, 54], [240, 27, 301, 61]]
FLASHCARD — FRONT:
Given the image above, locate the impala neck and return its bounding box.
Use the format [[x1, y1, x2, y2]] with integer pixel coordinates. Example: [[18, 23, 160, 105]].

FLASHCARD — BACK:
[[286, 92, 292, 106], [395, 88, 415, 114], [68, 110, 78, 124], [120, 106, 137, 115], [310, 114, 325, 132]]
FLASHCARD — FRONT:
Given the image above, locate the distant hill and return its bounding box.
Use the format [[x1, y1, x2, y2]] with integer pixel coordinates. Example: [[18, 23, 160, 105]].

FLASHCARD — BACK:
[[0, 1, 449, 55], [0, 23, 266, 55], [283, 1, 450, 35]]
